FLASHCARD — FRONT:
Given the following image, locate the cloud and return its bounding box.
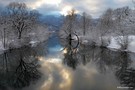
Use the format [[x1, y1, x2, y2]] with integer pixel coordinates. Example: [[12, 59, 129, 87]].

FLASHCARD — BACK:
[[55, 0, 108, 17], [59, 0, 106, 17], [0, 0, 133, 18], [113, 0, 133, 8], [114, 0, 130, 3], [36, 4, 61, 15], [28, 0, 62, 9]]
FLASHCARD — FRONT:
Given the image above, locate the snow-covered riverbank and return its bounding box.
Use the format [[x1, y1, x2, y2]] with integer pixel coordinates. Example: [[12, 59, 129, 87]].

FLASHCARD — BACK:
[[107, 35, 135, 53], [79, 35, 135, 53], [0, 29, 51, 54]]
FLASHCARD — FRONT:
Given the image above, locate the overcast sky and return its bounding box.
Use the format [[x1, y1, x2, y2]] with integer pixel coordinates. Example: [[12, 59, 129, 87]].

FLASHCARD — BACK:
[[0, 0, 133, 18]]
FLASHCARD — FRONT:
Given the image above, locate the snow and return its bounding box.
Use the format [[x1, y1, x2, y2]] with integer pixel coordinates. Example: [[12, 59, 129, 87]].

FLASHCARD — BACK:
[[128, 39, 135, 52], [29, 41, 39, 47], [106, 36, 135, 53], [0, 41, 4, 50], [79, 35, 135, 53], [107, 37, 121, 49], [0, 25, 50, 53], [82, 40, 89, 44], [0, 41, 7, 54]]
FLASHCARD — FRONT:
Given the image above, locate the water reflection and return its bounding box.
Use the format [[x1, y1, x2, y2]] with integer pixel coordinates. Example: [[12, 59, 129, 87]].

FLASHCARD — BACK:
[[0, 46, 41, 90], [47, 33, 63, 54], [63, 45, 135, 90], [0, 41, 135, 90], [63, 47, 79, 69]]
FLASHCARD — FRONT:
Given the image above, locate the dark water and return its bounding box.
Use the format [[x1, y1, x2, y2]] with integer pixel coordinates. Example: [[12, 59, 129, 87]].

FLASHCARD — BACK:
[[0, 34, 135, 90]]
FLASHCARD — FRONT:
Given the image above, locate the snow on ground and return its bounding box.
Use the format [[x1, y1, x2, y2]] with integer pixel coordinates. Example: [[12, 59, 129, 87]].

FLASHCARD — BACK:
[[79, 35, 135, 53], [82, 40, 89, 44], [0, 31, 50, 53], [0, 41, 7, 54], [107, 37, 121, 49], [108, 35, 135, 52], [29, 41, 39, 47], [0, 41, 4, 50], [128, 40, 135, 52], [108, 35, 135, 53]]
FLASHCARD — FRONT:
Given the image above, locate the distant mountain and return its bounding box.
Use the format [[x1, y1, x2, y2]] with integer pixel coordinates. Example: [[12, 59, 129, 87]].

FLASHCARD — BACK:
[[39, 14, 99, 31], [92, 18, 100, 26], [39, 15, 64, 31]]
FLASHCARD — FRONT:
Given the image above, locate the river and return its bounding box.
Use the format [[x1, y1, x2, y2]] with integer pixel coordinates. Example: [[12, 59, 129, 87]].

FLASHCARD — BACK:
[[0, 32, 135, 90]]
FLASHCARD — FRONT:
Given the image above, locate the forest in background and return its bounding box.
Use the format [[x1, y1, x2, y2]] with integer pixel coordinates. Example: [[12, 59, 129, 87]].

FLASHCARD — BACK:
[[0, 2, 135, 52]]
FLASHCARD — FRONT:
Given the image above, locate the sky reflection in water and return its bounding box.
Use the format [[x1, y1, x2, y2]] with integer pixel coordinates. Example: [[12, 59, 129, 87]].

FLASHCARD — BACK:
[[30, 53, 120, 90], [24, 33, 131, 90], [0, 33, 135, 90], [26, 46, 122, 90]]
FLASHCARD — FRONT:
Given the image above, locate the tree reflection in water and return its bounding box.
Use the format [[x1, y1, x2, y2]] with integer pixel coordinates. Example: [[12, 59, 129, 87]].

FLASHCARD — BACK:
[[63, 43, 135, 89], [115, 52, 135, 90], [0, 46, 41, 89], [0, 40, 135, 90], [62, 33, 80, 69], [63, 44, 79, 69]]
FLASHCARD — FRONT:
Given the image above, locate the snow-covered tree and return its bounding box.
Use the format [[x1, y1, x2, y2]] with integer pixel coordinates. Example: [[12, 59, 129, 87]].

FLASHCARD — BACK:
[[113, 7, 131, 50], [78, 12, 97, 45], [59, 9, 78, 48], [60, 9, 77, 37], [80, 12, 92, 36], [0, 9, 12, 49], [98, 8, 114, 47], [7, 2, 40, 39]]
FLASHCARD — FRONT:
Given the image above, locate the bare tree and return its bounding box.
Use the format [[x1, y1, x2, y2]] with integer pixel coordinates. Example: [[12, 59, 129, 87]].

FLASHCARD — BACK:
[[7, 2, 40, 39], [59, 9, 78, 48], [80, 12, 92, 36], [60, 9, 76, 36], [79, 12, 97, 46], [98, 8, 114, 47], [113, 7, 131, 50], [0, 10, 11, 49]]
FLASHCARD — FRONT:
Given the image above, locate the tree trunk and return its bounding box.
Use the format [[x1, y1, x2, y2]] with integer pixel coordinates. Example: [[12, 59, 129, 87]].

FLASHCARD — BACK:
[[18, 32, 22, 39], [3, 28, 6, 48], [83, 16, 86, 36], [69, 34, 72, 51]]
